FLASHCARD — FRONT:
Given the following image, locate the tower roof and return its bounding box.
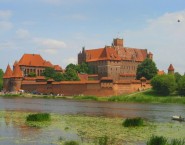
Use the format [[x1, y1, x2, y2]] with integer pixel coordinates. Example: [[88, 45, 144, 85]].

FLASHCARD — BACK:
[[168, 64, 174, 71], [3, 64, 13, 78], [12, 64, 23, 78]]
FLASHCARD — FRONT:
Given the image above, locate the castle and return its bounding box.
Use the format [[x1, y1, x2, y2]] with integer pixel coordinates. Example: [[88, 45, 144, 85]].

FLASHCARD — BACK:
[[78, 38, 153, 81], [3, 38, 173, 96]]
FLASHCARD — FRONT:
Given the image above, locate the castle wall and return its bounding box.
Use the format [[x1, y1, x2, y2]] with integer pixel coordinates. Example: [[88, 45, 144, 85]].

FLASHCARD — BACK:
[[21, 80, 151, 97]]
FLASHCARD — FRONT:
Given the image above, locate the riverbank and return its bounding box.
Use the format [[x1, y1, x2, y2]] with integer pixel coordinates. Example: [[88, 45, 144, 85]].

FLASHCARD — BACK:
[[1, 89, 185, 104], [0, 111, 185, 145]]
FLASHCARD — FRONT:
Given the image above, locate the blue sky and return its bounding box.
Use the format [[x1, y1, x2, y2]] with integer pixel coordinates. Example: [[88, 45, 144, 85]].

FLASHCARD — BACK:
[[0, 0, 185, 73]]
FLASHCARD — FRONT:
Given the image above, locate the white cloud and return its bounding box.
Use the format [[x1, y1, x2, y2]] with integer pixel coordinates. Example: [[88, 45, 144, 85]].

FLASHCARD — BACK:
[[0, 10, 12, 20], [34, 38, 66, 54], [124, 10, 185, 74], [16, 29, 30, 39], [64, 57, 77, 65], [0, 21, 13, 31]]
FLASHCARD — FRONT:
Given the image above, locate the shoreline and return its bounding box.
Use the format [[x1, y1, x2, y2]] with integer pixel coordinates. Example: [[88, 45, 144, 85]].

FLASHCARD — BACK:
[[1, 90, 185, 104]]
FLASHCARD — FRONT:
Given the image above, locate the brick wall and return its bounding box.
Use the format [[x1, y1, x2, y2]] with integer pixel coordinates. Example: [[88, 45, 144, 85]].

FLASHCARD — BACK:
[[21, 79, 151, 97]]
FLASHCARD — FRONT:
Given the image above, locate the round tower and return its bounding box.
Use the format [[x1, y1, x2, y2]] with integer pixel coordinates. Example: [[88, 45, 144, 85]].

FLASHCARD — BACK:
[[168, 64, 175, 75], [11, 64, 23, 92], [3, 64, 13, 92]]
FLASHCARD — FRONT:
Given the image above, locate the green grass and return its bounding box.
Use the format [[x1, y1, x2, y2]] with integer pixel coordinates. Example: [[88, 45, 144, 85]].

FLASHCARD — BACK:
[[147, 136, 185, 145], [26, 113, 51, 122], [147, 136, 168, 145], [107, 89, 185, 104], [74, 95, 98, 101], [64, 141, 79, 145], [123, 117, 144, 127]]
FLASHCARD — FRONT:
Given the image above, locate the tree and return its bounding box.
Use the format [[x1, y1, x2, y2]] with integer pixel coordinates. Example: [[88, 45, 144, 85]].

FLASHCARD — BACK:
[[78, 62, 89, 73], [151, 74, 176, 96], [177, 75, 185, 96], [42, 67, 56, 79], [174, 72, 182, 83], [136, 58, 158, 80], [65, 63, 78, 72], [28, 72, 36, 77], [0, 69, 4, 91], [64, 68, 80, 81], [53, 72, 64, 82]]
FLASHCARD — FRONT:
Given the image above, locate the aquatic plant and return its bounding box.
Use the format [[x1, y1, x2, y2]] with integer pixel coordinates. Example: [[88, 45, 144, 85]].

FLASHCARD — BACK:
[[170, 139, 185, 145], [97, 135, 108, 145], [26, 113, 51, 122], [64, 140, 79, 145], [147, 136, 168, 145], [123, 117, 144, 127]]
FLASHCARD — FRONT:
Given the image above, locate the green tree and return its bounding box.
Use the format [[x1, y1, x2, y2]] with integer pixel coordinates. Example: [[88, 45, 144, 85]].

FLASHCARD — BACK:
[[78, 62, 89, 73], [136, 58, 158, 80], [0, 69, 4, 91], [53, 72, 64, 82], [177, 75, 185, 96], [151, 74, 176, 96], [174, 72, 182, 83], [65, 63, 78, 72], [42, 67, 56, 78], [28, 72, 36, 77], [64, 68, 80, 81]]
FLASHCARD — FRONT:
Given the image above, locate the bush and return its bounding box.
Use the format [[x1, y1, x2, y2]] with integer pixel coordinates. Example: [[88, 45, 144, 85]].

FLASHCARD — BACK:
[[64, 141, 79, 145], [147, 136, 168, 145], [151, 74, 176, 96], [26, 113, 51, 122], [28, 72, 36, 77], [122, 117, 144, 127], [178, 76, 185, 96]]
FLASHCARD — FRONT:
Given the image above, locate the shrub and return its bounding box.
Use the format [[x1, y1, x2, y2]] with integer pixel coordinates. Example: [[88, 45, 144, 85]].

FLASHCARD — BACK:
[[28, 72, 36, 77], [151, 74, 176, 96], [26, 113, 51, 122], [64, 141, 79, 145], [122, 117, 144, 127], [147, 136, 168, 145], [178, 76, 185, 96]]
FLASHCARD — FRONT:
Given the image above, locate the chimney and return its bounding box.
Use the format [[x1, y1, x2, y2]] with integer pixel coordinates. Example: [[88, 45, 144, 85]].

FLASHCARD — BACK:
[[113, 38, 124, 47]]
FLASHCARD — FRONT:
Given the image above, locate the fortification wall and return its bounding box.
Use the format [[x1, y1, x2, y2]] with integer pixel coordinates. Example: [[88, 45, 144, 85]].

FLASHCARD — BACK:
[[21, 80, 151, 97]]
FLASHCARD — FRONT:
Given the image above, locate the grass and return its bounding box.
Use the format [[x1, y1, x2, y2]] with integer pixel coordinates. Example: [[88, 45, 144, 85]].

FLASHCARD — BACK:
[[147, 136, 168, 145], [64, 141, 79, 145], [147, 136, 185, 145], [26, 113, 51, 122], [123, 117, 144, 127], [74, 95, 98, 101]]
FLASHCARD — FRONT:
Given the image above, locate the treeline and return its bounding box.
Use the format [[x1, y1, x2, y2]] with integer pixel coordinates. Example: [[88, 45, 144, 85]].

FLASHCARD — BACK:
[[42, 62, 90, 82], [151, 72, 185, 96]]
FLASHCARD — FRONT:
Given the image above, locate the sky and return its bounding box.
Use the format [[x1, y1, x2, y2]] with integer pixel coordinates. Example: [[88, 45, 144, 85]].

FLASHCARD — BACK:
[[0, 0, 185, 74]]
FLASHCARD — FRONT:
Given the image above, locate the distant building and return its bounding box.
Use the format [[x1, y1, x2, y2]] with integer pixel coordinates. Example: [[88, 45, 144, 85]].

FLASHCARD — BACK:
[[168, 64, 175, 74], [78, 38, 153, 81]]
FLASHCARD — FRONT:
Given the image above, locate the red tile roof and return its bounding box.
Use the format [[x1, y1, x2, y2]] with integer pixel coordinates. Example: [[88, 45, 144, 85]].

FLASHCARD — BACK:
[[168, 64, 174, 71], [85, 46, 147, 62], [18, 54, 53, 67], [12, 64, 23, 78], [3, 64, 13, 78], [54, 65, 63, 71], [78, 73, 88, 81], [158, 70, 165, 75]]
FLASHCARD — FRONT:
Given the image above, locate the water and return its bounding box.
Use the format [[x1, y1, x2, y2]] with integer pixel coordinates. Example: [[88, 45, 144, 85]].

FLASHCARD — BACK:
[[0, 97, 185, 122], [0, 97, 185, 145]]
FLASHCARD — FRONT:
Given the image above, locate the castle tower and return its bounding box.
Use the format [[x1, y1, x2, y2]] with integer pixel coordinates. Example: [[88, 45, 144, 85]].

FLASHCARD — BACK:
[[113, 38, 124, 47], [168, 64, 175, 75], [3, 64, 13, 92], [147, 52, 153, 60], [11, 64, 23, 92]]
